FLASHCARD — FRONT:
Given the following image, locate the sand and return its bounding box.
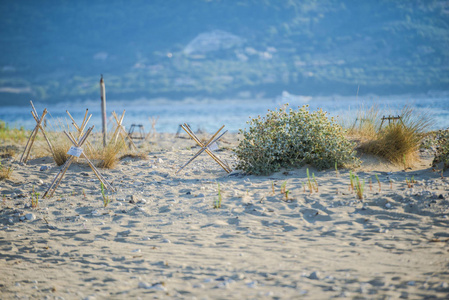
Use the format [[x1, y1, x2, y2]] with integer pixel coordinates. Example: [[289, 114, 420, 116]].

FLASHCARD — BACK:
[[1, 132, 448, 299]]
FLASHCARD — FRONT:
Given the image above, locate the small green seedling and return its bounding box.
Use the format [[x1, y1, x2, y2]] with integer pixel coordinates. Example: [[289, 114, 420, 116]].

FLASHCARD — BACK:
[[100, 182, 110, 207], [31, 186, 40, 208], [405, 176, 416, 188], [375, 174, 381, 192], [214, 183, 222, 209], [312, 173, 318, 192], [285, 190, 290, 201], [280, 181, 287, 195], [349, 171, 355, 192], [306, 168, 313, 194], [335, 161, 339, 177], [355, 176, 365, 200]]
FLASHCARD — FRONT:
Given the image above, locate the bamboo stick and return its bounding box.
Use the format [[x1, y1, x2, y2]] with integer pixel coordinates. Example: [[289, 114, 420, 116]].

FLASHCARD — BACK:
[[31, 110, 55, 157], [182, 124, 231, 172], [177, 125, 231, 173], [20, 110, 47, 163], [100, 75, 107, 147]]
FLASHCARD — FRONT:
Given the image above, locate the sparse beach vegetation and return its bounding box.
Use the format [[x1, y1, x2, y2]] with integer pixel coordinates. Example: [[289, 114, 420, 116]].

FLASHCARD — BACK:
[[0, 161, 13, 180], [0, 120, 28, 142], [356, 106, 432, 167]]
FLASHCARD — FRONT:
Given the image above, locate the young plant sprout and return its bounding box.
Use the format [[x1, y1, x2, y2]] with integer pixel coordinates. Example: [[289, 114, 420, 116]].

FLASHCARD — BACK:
[[375, 174, 381, 192], [306, 168, 313, 194], [355, 176, 365, 200], [312, 173, 318, 192], [214, 183, 222, 209], [31, 186, 39, 208], [349, 171, 355, 192], [100, 182, 110, 207]]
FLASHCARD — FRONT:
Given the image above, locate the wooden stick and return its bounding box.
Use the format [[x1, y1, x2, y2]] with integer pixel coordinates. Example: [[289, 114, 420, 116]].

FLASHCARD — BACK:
[[43, 127, 95, 198], [177, 125, 231, 173], [182, 125, 231, 172], [112, 110, 138, 151], [24, 110, 46, 160], [20, 110, 47, 163], [20, 125, 39, 163], [43, 156, 75, 198], [182, 124, 231, 172], [31, 110, 55, 157], [62, 130, 112, 191]]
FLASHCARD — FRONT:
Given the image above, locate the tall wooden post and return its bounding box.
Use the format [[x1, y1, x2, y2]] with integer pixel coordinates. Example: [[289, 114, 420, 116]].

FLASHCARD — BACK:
[[100, 74, 107, 147]]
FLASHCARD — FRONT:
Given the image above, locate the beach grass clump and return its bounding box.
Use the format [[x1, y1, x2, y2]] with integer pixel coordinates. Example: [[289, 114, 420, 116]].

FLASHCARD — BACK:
[[235, 104, 359, 175], [358, 106, 431, 166], [432, 129, 449, 170], [347, 104, 380, 141], [97, 143, 121, 169], [52, 139, 71, 166], [0, 120, 28, 142], [0, 162, 13, 180]]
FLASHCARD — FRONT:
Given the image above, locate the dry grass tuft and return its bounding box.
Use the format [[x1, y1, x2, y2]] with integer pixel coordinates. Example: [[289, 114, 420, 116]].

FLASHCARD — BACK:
[[347, 104, 380, 141], [97, 140, 126, 169], [357, 105, 432, 166], [0, 145, 19, 159], [0, 162, 13, 180], [0, 120, 28, 142], [51, 138, 72, 166]]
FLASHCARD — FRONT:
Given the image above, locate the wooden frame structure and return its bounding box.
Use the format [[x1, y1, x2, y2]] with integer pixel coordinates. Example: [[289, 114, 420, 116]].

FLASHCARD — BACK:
[[111, 110, 137, 151], [379, 115, 405, 130], [66, 109, 94, 153], [43, 125, 116, 198], [176, 124, 232, 174], [20, 101, 55, 164]]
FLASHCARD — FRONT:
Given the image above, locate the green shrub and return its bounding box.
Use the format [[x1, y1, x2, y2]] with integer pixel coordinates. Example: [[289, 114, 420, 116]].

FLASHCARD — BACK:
[[235, 104, 359, 175], [433, 129, 449, 170]]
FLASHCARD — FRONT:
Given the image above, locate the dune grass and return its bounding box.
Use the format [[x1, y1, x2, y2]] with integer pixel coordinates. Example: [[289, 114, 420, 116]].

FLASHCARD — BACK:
[[0, 120, 28, 142], [0, 162, 13, 180], [353, 105, 432, 167]]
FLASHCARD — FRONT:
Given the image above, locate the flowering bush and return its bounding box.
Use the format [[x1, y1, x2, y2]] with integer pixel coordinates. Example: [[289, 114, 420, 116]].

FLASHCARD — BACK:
[[235, 104, 359, 175]]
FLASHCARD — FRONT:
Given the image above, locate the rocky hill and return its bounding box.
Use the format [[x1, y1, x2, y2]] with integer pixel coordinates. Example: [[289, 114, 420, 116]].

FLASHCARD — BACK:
[[0, 0, 448, 104]]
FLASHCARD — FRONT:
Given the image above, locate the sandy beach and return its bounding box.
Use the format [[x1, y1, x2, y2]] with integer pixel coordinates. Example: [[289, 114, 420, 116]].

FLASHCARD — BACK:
[[1, 132, 448, 299]]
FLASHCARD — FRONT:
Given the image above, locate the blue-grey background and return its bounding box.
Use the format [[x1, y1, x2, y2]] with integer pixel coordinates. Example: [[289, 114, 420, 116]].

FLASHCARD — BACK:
[[0, 1, 448, 132]]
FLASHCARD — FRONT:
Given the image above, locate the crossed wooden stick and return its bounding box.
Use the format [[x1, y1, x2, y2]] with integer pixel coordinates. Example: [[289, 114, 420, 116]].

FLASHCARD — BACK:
[[43, 125, 115, 198], [20, 101, 55, 163], [66, 109, 94, 153], [111, 110, 137, 151], [176, 124, 232, 174]]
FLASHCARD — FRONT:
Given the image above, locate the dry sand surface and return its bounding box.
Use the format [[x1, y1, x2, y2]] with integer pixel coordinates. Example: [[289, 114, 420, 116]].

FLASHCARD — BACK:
[[1, 132, 449, 299]]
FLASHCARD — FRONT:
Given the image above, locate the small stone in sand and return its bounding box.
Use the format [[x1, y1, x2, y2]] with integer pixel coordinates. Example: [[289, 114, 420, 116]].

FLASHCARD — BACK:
[[309, 271, 320, 280], [25, 213, 36, 221]]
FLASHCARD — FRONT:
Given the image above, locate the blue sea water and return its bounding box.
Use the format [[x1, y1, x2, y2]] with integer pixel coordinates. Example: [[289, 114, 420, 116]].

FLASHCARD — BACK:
[[0, 93, 448, 134]]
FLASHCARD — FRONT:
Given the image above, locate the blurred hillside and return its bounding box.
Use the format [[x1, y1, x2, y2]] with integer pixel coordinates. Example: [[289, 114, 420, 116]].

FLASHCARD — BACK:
[[0, 0, 448, 105]]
